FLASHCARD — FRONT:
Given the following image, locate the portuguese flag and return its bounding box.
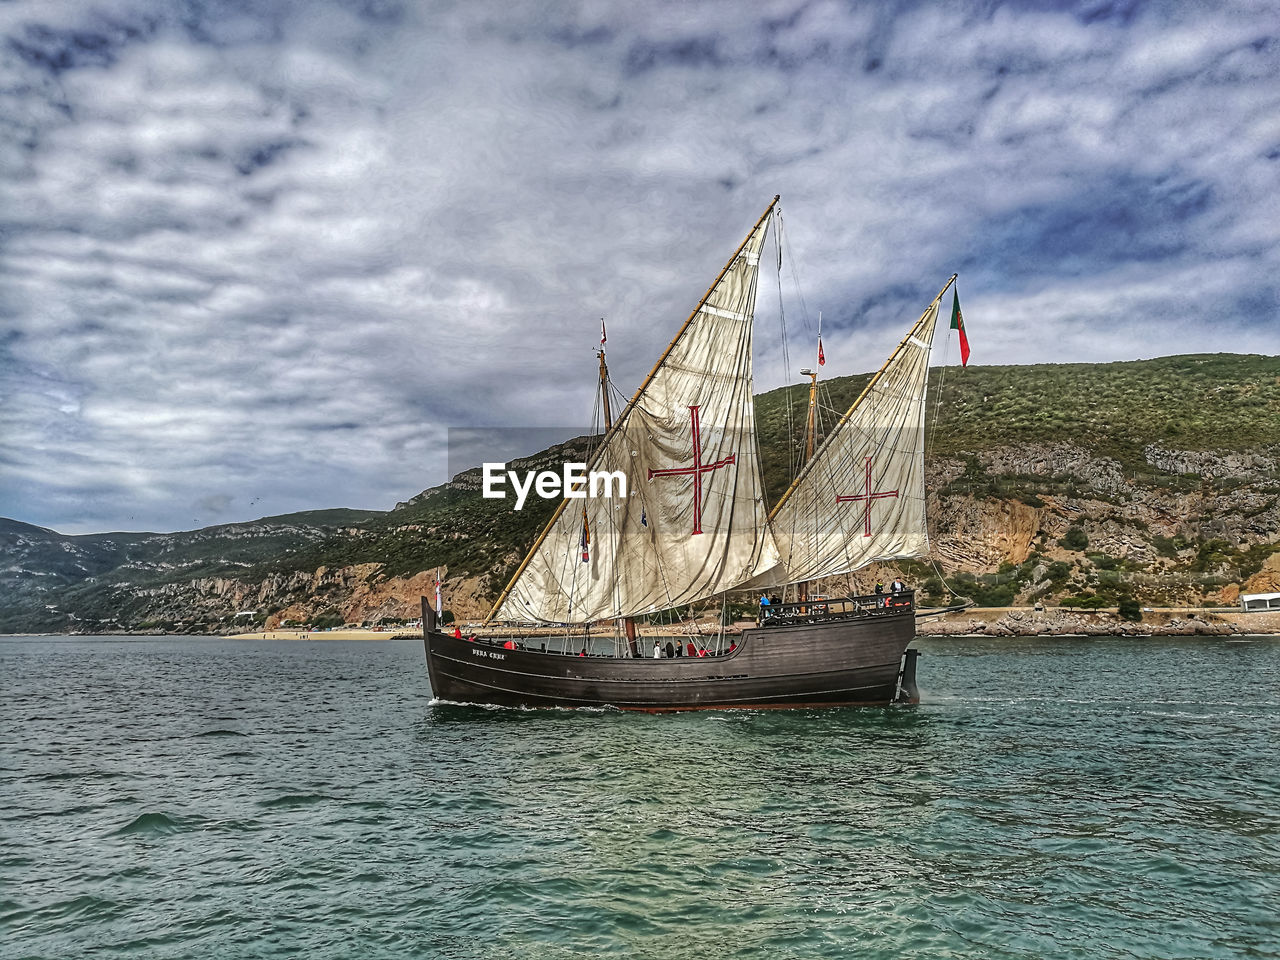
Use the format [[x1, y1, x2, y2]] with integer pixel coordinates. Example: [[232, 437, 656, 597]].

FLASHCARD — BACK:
[[950, 289, 970, 367]]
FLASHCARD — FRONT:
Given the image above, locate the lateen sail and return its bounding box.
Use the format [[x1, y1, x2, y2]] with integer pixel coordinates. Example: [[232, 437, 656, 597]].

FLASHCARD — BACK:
[[492, 202, 782, 623], [764, 277, 956, 585]]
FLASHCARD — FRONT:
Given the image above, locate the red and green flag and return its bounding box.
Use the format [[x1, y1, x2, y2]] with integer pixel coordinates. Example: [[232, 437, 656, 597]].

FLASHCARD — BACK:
[[950, 289, 970, 367]]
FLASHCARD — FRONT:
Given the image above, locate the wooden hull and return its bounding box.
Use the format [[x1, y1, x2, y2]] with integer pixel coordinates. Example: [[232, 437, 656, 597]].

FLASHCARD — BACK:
[[422, 609, 920, 711]]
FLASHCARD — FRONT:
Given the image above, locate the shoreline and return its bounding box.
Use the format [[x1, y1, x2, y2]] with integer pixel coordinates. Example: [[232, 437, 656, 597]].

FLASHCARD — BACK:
[[226, 628, 420, 641], [7, 608, 1278, 640], [916, 606, 1280, 637]]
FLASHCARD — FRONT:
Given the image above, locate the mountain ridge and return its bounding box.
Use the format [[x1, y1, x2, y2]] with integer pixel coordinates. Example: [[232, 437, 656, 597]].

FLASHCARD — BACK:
[[4, 353, 1278, 633]]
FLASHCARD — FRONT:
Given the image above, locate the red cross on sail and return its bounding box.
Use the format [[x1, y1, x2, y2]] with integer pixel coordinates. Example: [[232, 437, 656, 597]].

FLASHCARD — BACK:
[[836, 456, 900, 538], [647, 405, 736, 535]]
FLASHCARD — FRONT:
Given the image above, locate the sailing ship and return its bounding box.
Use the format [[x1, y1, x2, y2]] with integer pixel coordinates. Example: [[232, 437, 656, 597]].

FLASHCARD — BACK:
[[422, 196, 957, 710]]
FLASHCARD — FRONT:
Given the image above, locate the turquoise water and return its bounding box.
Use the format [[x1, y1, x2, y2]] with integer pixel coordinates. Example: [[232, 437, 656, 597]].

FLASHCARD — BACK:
[[2, 635, 1277, 959]]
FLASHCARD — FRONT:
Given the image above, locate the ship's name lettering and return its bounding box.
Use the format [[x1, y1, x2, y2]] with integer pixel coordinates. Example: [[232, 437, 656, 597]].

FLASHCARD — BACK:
[[471, 648, 507, 661]]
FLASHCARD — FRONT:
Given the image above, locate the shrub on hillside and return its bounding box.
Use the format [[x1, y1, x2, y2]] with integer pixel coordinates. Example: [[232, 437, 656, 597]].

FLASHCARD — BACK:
[[1118, 598, 1143, 621], [1059, 526, 1089, 551]]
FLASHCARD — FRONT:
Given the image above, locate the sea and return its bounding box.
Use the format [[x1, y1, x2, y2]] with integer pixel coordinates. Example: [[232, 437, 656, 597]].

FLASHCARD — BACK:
[[2, 635, 1277, 960]]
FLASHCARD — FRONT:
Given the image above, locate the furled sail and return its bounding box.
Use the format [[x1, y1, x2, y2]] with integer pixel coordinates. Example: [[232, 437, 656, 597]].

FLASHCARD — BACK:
[[764, 276, 956, 585], [491, 200, 783, 623]]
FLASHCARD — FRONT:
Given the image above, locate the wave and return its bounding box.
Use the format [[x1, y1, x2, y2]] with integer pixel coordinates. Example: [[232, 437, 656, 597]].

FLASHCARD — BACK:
[[109, 812, 191, 838], [257, 793, 336, 809]]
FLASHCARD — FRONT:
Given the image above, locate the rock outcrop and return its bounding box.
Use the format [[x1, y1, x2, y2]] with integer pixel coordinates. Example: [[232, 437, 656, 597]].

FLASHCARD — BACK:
[[918, 608, 1240, 637]]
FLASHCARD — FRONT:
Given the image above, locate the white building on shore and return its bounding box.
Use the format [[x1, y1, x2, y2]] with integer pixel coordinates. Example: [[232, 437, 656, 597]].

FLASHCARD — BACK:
[[1240, 592, 1280, 613]]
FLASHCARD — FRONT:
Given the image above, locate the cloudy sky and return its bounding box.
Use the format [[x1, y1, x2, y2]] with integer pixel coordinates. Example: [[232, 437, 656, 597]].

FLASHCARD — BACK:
[[2, 0, 1277, 534]]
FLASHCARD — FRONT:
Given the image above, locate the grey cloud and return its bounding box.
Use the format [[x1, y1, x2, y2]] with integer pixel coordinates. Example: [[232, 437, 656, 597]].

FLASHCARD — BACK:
[[1, 0, 1277, 534]]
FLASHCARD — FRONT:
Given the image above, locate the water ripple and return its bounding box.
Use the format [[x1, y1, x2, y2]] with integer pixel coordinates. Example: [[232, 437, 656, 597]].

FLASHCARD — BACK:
[[110, 811, 196, 837], [1, 635, 1276, 958]]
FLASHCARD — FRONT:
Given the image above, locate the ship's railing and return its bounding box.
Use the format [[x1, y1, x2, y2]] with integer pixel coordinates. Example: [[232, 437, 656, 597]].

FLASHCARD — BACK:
[[758, 591, 914, 626]]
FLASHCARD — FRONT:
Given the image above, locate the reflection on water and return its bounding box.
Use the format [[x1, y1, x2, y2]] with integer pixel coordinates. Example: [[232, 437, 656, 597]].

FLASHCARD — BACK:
[[1, 635, 1277, 959]]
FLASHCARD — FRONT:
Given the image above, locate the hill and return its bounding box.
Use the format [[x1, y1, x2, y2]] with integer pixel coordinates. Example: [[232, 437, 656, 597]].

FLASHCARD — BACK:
[[2, 353, 1277, 633]]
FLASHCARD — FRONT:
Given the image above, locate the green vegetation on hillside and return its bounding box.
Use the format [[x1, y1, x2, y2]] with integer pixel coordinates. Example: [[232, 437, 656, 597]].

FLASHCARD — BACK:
[[754, 353, 1280, 502]]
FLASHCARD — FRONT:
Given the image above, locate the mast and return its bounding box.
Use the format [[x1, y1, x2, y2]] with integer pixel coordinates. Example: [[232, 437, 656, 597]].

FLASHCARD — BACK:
[[488, 196, 782, 623], [794, 365, 819, 603], [598, 347, 613, 431], [801, 367, 818, 463], [597, 335, 640, 654]]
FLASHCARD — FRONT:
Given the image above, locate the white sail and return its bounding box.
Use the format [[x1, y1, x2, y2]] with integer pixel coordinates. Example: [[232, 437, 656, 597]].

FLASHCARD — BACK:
[[492, 204, 782, 623], [764, 279, 954, 585]]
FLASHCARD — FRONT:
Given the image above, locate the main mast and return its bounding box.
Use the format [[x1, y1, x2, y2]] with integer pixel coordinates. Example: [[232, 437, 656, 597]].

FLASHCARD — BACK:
[[597, 327, 641, 656], [488, 196, 782, 623]]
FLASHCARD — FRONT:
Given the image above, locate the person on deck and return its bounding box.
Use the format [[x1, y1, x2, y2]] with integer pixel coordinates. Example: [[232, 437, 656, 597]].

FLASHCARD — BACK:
[[453, 625, 462, 639], [653, 641, 661, 658], [891, 578, 905, 594], [503, 639, 516, 650], [665, 641, 676, 659], [759, 594, 771, 621], [687, 641, 697, 658]]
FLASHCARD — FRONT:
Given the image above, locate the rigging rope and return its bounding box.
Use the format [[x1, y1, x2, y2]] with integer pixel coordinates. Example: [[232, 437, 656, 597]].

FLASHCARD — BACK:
[[772, 209, 799, 498], [922, 312, 971, 607]]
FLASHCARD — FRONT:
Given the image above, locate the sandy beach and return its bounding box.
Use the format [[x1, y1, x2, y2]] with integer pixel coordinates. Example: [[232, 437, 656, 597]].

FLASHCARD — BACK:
[[226, 607, 1280, 641], [227, 628, 421, 641]]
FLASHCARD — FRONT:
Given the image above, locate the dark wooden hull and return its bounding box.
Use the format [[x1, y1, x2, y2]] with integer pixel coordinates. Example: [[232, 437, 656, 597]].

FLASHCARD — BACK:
[[421, 608, 920, 711]]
